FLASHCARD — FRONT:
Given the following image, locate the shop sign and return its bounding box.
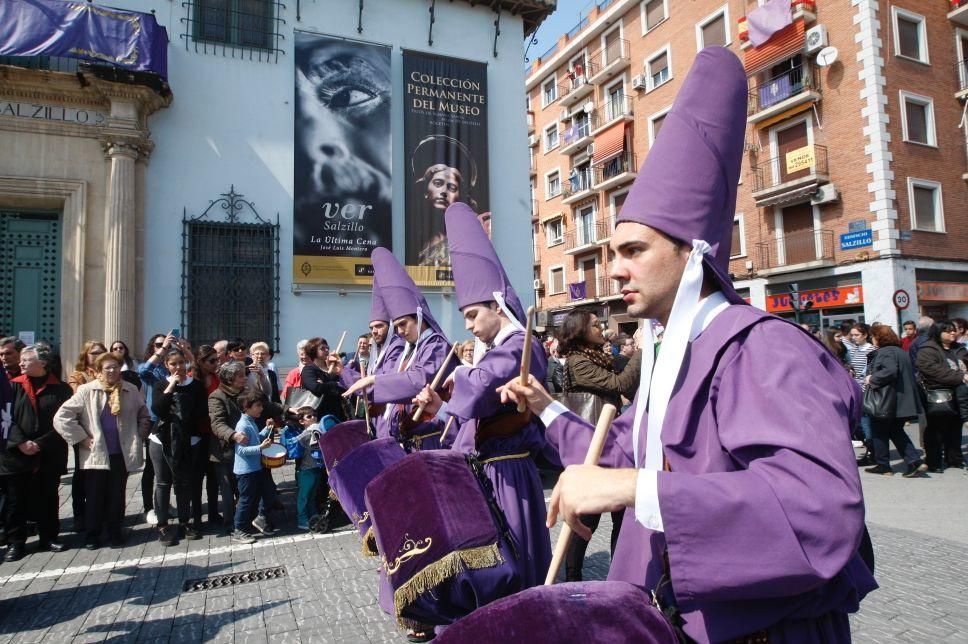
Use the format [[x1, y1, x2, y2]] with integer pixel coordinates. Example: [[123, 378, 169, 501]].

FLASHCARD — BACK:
[[848, 220, 867, 233], [766, 285, 863, 313], [785, 145, 815, 174], [916, 281, 968, 303], [0, 99, 105, 126], [840, 229, 872, 250]]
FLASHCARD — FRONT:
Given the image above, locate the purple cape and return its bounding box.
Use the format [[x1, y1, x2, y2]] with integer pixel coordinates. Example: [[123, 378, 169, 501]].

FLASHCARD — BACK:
[[544, 305, 877, 642]]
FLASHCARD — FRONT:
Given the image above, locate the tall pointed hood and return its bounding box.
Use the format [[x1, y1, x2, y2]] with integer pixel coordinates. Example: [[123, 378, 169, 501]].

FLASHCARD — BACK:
[[370, 276, 391, 324], [445, 202, 526, 328], [370, 247, 446, 337], [616, 46, 747, 304]]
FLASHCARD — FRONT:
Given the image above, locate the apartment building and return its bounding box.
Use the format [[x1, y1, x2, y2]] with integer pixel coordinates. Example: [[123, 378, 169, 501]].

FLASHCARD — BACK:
[[527, 0, 968, 334]]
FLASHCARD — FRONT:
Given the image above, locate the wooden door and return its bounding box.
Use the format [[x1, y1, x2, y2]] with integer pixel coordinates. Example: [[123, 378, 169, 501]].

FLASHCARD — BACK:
[[580, 257, 597, 298], [781, 203, 815, 265], [776, 120, 810, 184]]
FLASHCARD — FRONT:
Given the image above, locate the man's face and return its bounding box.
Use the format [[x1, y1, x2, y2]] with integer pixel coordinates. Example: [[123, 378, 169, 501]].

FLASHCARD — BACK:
[[394, 316, 419, 344], [609, 223, 689, 323], [369, 320, 389, 346], [902, 323, 916, 338], [462, 304, 503, 344], [426, 169, 460, 210], [0, 343, 20, 370], [620, 339, 636, 357], [357, 336, 370, 356]]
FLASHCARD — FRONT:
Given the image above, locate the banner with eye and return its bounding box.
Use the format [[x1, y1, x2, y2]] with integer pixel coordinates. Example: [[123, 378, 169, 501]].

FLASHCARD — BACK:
[[293, 30, 393, 285]]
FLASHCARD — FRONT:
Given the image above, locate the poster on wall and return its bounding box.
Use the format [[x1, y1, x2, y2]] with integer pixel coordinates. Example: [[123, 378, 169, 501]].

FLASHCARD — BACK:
[[403, 50, 489, 285], [293, 31, 392, 284]]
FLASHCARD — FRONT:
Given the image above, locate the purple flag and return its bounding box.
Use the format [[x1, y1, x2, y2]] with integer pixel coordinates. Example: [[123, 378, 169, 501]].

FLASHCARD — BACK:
[[0, 0, 168, 79], [568, 282, 586, 301], [747, 0, 793, 48]]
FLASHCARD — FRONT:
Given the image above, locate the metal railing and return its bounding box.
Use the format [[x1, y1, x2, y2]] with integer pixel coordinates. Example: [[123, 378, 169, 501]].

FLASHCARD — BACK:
[[592, 95, 632, 129], [756, 229, 834, 269], [750, 145, 828, 192], [747, 63, 820, 115], [956, 60, 968, 93], [593, 152, 637, 185], [564, 219, 611, 250], [561, 171, 594, 198], [598, 276, 620, 298], [0, 55, 82, 73], [588, 39, 630, 77], [527, 111, 535, 132], [558, 73, 591, 98], [562, 118, 592, 145]]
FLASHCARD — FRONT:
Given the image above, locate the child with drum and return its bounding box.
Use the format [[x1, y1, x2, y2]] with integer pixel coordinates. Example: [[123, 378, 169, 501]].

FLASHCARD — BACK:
[[231, 391, 274, 544]]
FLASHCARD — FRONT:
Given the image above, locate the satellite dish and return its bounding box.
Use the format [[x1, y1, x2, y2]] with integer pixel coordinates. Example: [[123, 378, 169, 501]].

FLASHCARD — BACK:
[[816, 46, 838, 67]]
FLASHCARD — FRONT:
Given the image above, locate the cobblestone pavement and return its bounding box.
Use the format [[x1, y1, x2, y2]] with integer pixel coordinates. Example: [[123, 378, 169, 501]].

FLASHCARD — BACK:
[[0, 428, 963, 642]]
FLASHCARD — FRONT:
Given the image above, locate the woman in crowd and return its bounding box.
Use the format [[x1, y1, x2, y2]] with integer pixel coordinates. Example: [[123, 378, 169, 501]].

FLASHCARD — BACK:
[[137, 332, 174, 525], [823, 328, 849, 369], [863, 326, 927, 477], [556, 308, 642, 581], [248, 342, 280, 404], [2, 345, 72, 560], [459, 340, 475, 366], [193, 345, 222, 526], [281, 339, 310, 402], [65, 340, 108, 532], [54, 352, 150, 549], [300, 337, 346, 421], [844, 323, 877, 466], [149, 348, 208, 546], [915, 320, 968, 472], [110, 340, 142, 389]]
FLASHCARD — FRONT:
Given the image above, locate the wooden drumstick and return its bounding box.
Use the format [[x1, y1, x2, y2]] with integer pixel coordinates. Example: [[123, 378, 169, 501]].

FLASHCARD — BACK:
[[411, 342, 461, 422], [544, 403, 618, 586], [439, 416, 456, 445], [363, 389, 373, 436], [516, 306, 536, 413], [333, 331, 347, 357]]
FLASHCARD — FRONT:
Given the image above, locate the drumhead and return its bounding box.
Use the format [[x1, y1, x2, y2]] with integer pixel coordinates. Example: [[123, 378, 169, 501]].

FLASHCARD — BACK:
[[262, 444, 286, 458]]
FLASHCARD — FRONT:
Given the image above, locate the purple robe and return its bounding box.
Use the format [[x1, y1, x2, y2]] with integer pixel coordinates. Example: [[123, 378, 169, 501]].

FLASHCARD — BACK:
[[340, 334, 406, 440], [544, 305, 877, 643], [448, 330, 552, 589]]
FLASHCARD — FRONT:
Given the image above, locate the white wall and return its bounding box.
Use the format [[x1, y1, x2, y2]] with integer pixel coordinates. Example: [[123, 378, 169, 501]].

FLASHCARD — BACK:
[[120, 0, 532, 367]]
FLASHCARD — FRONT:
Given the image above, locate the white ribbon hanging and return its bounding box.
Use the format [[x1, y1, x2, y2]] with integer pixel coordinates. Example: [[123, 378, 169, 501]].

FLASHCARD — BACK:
[[632, 239, 711, 471], [492, 291, 526, 332]]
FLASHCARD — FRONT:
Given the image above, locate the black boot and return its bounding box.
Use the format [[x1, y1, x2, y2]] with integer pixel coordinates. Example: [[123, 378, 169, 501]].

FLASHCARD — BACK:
[[4, 543, 26, 562]]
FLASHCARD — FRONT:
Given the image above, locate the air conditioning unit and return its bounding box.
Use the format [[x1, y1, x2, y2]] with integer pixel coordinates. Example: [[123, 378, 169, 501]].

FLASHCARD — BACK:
[[631, 75, 647, 91], [583, 101, 594, 114], [533, 279, 544, 290], [560, 108, 571, 121], [528, 134, 538, 147], [805, 24, 828, 55], [810, 184, 839, 205], [585, 144, 595, 157]]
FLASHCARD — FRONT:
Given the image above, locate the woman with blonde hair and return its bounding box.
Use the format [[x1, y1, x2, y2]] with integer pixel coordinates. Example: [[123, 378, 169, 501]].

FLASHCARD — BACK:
[[68, 340, 108, 393]]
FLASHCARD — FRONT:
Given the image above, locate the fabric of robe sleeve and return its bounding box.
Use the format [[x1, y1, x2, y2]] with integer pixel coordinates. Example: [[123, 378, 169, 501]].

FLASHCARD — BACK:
[[370, 333, 453, 405]]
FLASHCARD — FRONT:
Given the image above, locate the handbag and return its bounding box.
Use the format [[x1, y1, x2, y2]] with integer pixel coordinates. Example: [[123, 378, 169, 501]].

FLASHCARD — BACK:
[[922, 386, 957, 416], [552, 361, 606, 423], [862, 384, 896, 419]]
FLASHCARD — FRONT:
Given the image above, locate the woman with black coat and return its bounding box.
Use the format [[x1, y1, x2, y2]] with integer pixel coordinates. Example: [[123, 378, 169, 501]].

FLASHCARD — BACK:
[[863, 326, 926, 477], [915, 320, 968, 472], [299, 337, 346, 421], [3, 344, 72, 560], [150, 349, 209, 545]]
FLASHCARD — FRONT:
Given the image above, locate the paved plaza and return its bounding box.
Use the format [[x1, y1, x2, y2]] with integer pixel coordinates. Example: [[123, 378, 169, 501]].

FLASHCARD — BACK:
[[0, 425, 964, 642]]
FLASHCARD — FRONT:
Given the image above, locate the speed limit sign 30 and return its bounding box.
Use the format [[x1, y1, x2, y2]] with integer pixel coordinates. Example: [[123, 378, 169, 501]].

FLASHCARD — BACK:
[[893, 289, 910, 310]]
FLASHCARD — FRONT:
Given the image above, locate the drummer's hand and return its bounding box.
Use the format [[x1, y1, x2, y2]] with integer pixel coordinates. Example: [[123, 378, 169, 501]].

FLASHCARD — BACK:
[[547, 466, 637, 540], [442, 372, 456, 396], [497, 374, 553, 415], [325, 354, 343, 375], [412, 385, 442, 415], [232, 432, 249, 445], [260, 437, 272, 449], [343, 375, 375, 398]]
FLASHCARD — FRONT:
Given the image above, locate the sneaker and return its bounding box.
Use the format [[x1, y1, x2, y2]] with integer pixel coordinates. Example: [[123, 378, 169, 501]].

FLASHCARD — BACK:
[[851, 440, 865, 449], [296, 523, 310, 531], [158, 526, 177, 547], [145, 510, 158, 526], [252, 515, 278, 535], [902, 461, 929, 478], [231, 530, 257, 545], [181, 524, 202, 541], [864, 465, 894, 476], [856, 453, 875, 467]]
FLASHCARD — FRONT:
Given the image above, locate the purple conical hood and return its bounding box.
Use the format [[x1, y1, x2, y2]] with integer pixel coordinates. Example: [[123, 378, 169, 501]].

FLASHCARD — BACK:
[[617, 47, 747, 302], [445, 203, 526, 325], [369, 277, 391, 324], [370, 247, 446, 336]]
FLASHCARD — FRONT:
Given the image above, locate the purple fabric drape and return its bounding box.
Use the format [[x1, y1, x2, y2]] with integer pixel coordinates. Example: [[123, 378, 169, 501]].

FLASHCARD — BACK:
[[747, 0, 793, 48], [0, 0, 168, 78]]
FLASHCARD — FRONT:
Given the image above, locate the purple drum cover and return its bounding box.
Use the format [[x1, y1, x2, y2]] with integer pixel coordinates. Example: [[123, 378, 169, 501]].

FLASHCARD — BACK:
[[318, 420, 370, 473], [435, 581, 679, 643], [364, 450, 521, 627]]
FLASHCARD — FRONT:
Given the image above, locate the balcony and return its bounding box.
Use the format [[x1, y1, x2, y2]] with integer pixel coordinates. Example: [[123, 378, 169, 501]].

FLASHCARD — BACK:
[[591, 96, 633, 135], [564, 219, 611, 254], [561, 171, 595, 205], [756, 229, 835, 273], [593, 152, 637, 191], [527, 111, 535, 134], [747, 63, 821, 125], [950, 0, 968, 27], [598, 276, 622, 300], [749, 145, 829, 207], [0, 55, 83, 73], [558, 73, 595, 107], [560, 119, 595, 156], [531, 199, 539, 222], [587, 39, 630, 84], [529, 154, 537, 177], [956, 61, 968, 100]]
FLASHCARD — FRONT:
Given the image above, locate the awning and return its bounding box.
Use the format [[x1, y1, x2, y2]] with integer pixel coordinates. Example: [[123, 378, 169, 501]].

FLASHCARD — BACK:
[[0, 0, 169, 79], [593, 122, 626, 163], [539, 210, 564, 223], [754, 100, 814, 129], [744, 19, 805, 74]]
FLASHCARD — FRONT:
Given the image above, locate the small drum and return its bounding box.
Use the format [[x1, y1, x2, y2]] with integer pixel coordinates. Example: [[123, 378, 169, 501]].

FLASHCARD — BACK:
[[364, 450, 521, 628], [328, 437, 406, 555], [434, 581, 678, 644], [318, 420, 370, 473], [260, 443, 287, 469]]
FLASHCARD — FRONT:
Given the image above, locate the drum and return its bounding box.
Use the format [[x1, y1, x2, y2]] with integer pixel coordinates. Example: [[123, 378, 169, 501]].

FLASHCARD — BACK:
[[318, 420, 370, 473], [364, 450, 521, 628], [434, 581, 678, 644], [328, 437, 406, 556], [260, 443, 287, 469]]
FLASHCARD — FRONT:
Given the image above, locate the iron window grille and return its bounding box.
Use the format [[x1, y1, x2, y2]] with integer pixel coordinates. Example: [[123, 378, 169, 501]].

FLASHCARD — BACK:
[[181, 0, 286, 62], [181, 186, 280, 350]]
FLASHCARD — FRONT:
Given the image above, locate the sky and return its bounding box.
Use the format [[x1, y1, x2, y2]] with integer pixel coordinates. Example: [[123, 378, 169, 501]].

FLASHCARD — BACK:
[[524, 0, 596, 67]]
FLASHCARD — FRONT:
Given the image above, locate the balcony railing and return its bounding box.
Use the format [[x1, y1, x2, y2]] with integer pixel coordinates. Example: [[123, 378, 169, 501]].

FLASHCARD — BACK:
[[558, 72, 594, 106], [747, 63, 820, 116], [0, 55, 83, 73], [527, 111, 535, 133], [598, 276, 620, 298], [750, 145, 828, 193], [564, 218, 611, 251], [956, 60, 968, 95], [593, 152, 637, 187], [591, 95, 633, 131], [756, 229, 834, 270], [562, 119, 592, 144], [588, 39, 630, 82], [561, 172, 594, 200]]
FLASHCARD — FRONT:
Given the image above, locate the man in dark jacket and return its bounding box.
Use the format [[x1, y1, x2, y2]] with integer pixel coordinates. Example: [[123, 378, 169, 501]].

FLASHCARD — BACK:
[[908, 315, 934, 376]]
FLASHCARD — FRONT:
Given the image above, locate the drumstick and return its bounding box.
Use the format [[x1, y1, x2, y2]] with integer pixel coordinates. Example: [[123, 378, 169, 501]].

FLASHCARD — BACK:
[[333, 331, 347, 356], [516, 306, 536, 413], [411, 342, 461, 422], [439, 416, 456, 445], [363, 389, 372, 435], [544, 403, 618, 586]]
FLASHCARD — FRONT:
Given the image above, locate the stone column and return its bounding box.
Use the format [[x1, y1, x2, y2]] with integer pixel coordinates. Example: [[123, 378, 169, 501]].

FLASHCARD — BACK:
[[102, 140, 140, 346]]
